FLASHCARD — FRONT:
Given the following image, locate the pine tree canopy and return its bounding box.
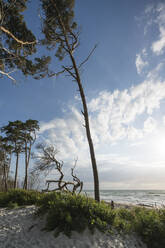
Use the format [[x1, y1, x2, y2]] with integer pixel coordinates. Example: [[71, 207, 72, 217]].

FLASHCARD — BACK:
[[40, 0, 76, 60], [0, 0, 51, 80]]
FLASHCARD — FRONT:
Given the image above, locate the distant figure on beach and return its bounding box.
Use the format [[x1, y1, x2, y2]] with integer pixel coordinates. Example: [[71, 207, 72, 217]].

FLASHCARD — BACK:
[[111, 200, 114, 209]]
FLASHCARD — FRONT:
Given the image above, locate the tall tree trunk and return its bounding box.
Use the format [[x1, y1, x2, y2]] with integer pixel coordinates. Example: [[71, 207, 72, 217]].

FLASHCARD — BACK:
[[23, 142, 31, 190], [7, 152, 12, 180], [2, 150, 8, 191], [3, 164, 8, 192], [14, 153, 19, 189], [70, 55, 100, 202], [52, 0, 100, 202], [24, 170, 28, 189], [23, 142, 28, 189]]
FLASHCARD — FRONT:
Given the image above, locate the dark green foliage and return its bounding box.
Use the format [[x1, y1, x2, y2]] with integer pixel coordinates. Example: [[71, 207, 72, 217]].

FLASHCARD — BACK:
[[1, 120, 24, 189], [37, 192, 115, 237], [0, 189, 42, 207], [0, 135, 12, 191], [132, 208, 165, 248], [7, 201, 19, 209], [114, 207, 165, 248], [1, 120, 24, 154], [1, 119, 40, 190], [0, 0, 50, 80], [113, 208, 134, 232], [1, 1, 35, 54], [0, 189, 165, 247], [38, 193, 165, 247], [41, 0, 76, 60]]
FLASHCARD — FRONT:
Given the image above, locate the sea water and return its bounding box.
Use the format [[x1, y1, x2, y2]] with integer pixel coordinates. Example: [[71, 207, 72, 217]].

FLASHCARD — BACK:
[[83, 190, 165, 207]]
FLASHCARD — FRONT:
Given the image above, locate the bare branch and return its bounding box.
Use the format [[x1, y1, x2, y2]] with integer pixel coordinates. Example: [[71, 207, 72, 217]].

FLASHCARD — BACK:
[[0, 26, 36, 45], [48, 68, 65, 77], [34, 143, 83, 194], [71, 159, 83, 194], [79, 44, 97, 69], [81, 110, 85, 116], [0, 47, 17, 59], [62, 66, 77, 80], [0, 69, 16, 82]]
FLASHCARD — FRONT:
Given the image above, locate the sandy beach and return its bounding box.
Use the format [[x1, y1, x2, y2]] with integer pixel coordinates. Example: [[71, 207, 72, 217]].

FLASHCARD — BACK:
[[0, 205, 147, 248]]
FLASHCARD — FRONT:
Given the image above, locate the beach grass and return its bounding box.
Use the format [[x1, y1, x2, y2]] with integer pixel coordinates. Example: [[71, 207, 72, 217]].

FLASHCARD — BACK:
[[0, 189, 165, 248], [0, 189, 42, 207]]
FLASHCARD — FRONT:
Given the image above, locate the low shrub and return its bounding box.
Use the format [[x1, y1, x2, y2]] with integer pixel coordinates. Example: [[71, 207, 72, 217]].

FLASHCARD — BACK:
[[132, 208, 165, 248], [36, 192, 165, 247], [114, 207, 165, 248], [37, 192, 115, 237], [1, 189, 165, 248], [7, 201, 19, 209], [0, 189, 42, 207]]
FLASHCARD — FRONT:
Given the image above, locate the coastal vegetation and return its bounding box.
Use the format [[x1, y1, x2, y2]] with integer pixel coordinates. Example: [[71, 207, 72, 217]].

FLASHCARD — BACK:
[[0, 1, 164, 248], [0, 126, 84, 194], [0, 189, 165, 248], [0, 0, 100, 201]]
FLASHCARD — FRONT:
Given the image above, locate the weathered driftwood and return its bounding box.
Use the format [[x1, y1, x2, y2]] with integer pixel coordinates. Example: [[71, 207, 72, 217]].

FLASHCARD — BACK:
[[42, 162, 83, 194], [33, 143, 83, 194], [42, 179, 83, 194]]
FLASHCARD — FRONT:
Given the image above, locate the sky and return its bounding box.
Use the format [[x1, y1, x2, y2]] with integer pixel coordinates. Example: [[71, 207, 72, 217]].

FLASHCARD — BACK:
[[1, 0, 165, 190]]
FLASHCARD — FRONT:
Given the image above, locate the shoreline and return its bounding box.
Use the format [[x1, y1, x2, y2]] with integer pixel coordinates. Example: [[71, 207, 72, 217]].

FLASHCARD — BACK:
[[84, 189, 165, 209], [107, 201, 158, 209]]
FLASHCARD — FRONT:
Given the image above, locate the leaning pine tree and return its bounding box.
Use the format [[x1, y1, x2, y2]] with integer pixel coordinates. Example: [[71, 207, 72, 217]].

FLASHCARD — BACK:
[[40, 0, 100, 201]]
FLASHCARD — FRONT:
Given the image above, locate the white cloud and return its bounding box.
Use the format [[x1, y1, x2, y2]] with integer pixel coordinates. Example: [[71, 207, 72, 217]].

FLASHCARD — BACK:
[[135, 4, 154, 35], [89, 67, 165, 143], [151, 3, 165, 55], [156, 3, 165, 24], [39, 107, 89, 165], [135, 50, 148, 74], [39, 63, 165, 172], [126, 126, 143, 140], [37, 59, 165, 189], [143, 117, 157, 133], [129, 141, 146, 147], [38, 2, 165, 189], [152, 26, 165, 55], [146, 62, 163, 80]]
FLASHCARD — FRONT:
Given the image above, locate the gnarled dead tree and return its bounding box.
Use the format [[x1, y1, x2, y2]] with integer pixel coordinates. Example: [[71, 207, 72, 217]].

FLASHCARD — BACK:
[[32, 143, 83, 194]]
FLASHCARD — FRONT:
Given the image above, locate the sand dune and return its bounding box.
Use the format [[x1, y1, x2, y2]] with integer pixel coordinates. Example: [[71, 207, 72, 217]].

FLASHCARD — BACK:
[[0, 206, 147, 248]]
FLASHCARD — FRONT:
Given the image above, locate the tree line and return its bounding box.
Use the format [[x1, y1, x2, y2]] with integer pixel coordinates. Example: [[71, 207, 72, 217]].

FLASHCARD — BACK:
[[0, 119, 83, 194], [0, 119, 39, 191]]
